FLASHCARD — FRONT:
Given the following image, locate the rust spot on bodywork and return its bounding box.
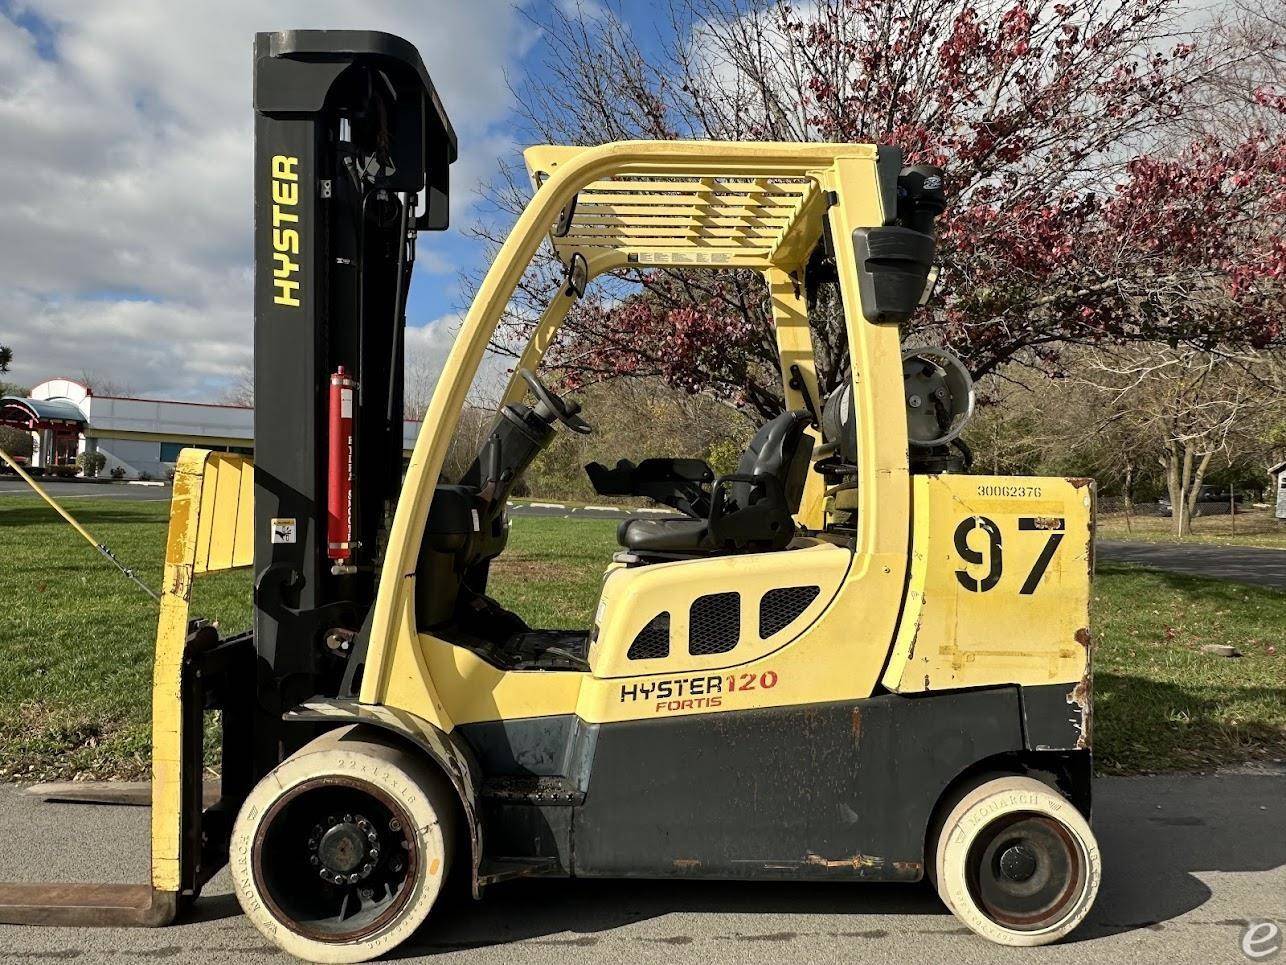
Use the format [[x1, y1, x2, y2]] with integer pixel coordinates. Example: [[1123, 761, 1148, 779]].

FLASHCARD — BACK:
[[673, 859, 702, 872], [1068, 678, 1093, 749], [804, 852, 885, 872], [851, 708, 863, 743], [1031, 516, 1064, 530], [905, 608, 923, 662], [1065, 628, 1094, 748], [1067, 476, 1094, 489], [891, 860, 923, 880]]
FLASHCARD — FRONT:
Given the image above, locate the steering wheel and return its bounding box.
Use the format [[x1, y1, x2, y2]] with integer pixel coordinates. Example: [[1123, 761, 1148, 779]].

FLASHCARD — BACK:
[[520, 369, 593, 435]]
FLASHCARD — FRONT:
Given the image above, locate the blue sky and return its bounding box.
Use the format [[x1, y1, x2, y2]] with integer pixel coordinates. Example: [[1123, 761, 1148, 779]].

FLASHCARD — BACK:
[[408, 1, 663, 341], [0, 1, 662, 400]]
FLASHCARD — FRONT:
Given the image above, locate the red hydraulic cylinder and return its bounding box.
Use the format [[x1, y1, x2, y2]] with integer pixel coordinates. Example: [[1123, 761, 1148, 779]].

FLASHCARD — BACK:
[[327, 366, 357, 571]]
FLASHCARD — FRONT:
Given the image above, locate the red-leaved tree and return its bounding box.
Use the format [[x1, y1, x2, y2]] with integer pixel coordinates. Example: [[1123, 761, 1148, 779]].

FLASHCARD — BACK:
[[476, 0, 1285, 422]]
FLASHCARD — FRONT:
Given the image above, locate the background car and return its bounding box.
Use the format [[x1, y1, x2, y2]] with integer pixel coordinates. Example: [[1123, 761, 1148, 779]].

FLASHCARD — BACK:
[[1157, 486, 1247, 517]]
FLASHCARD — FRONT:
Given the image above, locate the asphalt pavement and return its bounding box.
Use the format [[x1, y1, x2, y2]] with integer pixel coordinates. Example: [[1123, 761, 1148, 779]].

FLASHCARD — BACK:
[[0, 769, 1281, 963], [0, 478, 172, 501], [1097, 540, 1286, 589]]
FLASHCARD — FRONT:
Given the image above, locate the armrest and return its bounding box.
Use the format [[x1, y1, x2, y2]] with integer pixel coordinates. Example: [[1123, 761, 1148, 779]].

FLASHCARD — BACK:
[[584, 458, 714, 517], [636, 458, 714, 484], [584, 459, 639, 496]]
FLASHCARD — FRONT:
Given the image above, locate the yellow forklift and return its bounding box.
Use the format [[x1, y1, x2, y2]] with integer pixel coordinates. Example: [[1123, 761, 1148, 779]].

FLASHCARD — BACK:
[[0, 29, 1099, 963]]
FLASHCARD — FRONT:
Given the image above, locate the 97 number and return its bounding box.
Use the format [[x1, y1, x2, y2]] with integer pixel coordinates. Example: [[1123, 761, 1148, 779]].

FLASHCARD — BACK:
[[954, 515, 1064, 595]]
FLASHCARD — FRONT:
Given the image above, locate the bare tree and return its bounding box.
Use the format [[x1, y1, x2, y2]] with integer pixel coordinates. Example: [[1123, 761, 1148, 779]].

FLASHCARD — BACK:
[[1081, 347, 1283, 536], [403, 349, 441, 422], [439, 406, 495, 484], [1176, 0, 1286, 140], [78, 371, 137, 397], [221, 368, 255, 407]]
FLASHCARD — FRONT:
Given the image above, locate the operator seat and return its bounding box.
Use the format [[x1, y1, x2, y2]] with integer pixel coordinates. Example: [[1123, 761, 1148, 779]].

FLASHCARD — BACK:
[[617, 410, 814, 556]]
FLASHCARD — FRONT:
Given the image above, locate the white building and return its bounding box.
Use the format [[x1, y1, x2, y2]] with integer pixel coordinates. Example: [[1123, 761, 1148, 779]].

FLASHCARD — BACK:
[[1, 378, 420, 479], [1272, 460, 1286, 521]]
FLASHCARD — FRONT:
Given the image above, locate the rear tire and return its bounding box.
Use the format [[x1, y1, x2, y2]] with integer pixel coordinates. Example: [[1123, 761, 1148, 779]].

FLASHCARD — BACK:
[[230, 727, 455, 963], [933, 775, 1099, 946]]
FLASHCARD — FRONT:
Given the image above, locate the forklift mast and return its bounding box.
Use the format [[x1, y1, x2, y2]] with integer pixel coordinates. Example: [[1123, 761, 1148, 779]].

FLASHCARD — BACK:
[[251, 31, 456, 760]]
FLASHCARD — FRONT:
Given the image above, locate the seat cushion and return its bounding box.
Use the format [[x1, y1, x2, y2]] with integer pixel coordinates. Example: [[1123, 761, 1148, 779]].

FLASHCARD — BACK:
[[617, 516, 712, 554]]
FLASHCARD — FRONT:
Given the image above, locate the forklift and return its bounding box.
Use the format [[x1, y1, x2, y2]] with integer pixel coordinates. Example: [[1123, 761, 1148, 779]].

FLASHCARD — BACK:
[[0, 29, 1100, 962]]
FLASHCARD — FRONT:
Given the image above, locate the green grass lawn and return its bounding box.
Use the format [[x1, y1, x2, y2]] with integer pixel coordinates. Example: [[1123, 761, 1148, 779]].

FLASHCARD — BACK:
[[0, 497, 251, 781], [1091, 562, 1286, 773], [1097, 508, 1286, 549], [1, 494, 1283, 780]]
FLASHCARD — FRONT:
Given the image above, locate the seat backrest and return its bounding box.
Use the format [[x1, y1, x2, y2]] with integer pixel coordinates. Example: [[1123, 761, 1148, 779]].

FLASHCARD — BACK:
[[732, 410, 814, 511]]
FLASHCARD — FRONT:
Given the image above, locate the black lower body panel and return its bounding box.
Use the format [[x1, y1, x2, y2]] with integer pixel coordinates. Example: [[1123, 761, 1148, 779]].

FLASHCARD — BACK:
[[467, 686, 1090, 883], [575, 689, 1027, 881]]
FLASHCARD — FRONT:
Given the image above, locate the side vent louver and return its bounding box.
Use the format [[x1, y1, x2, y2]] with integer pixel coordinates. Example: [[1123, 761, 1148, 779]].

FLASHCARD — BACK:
[[627, 612, 670, 660], [689, 592, 740, 655], [759, 585, 821, 638]]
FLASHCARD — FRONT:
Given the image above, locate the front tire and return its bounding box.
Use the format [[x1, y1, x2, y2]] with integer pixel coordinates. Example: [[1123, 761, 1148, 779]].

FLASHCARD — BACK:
[[230, 727, 456, 963], [933, 775, 1100, 946]]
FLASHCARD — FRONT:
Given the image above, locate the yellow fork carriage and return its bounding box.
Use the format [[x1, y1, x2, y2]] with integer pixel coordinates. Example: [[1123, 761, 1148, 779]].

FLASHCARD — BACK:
[[0, 29, 1099, 962]]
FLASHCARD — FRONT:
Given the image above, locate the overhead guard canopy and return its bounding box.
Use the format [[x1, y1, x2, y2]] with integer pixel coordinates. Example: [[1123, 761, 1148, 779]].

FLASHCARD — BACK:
[[524, 143, 841, 273]]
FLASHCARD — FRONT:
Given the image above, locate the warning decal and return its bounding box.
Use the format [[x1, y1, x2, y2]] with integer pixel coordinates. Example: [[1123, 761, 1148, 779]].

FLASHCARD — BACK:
[[271, 518, 297, 544]]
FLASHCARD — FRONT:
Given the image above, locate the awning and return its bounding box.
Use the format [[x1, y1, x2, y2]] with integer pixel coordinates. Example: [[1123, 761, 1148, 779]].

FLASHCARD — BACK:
[[0, 396, 87, 430]]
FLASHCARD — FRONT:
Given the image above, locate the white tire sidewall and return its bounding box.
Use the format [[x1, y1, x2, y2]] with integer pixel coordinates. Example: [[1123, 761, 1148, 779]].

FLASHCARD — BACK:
[[937, 776, 1100, 947], [230, 738, 450, 964]]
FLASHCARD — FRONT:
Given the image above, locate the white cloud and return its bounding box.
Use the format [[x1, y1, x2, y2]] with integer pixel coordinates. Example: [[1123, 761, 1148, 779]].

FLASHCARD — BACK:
[[404, 310, 511, 411], [0, 1, 534, 398]]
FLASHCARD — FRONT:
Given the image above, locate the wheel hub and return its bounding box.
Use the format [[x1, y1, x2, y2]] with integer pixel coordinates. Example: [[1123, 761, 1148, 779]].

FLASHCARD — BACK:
[[254, 776, 420, 944], [998, 843, 1038, 882], [309, 813, 383, 885]]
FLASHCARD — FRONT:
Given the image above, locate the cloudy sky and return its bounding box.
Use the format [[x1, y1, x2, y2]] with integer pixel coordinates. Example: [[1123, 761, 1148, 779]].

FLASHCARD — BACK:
[[0, 0, 613, 401]]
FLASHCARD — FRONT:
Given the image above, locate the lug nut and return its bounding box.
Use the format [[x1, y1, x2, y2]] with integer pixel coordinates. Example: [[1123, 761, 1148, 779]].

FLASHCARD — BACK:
[[309, 855, 320, 866], [388, 818, 401, 832]]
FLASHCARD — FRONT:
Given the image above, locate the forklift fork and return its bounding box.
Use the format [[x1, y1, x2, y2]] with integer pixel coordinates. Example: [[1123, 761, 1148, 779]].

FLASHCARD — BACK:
[[0, 449, 256, 926]]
